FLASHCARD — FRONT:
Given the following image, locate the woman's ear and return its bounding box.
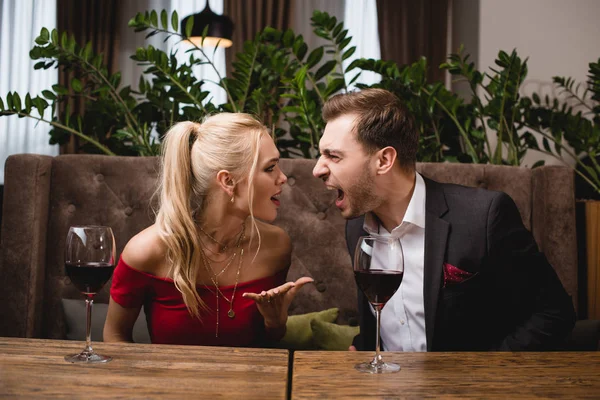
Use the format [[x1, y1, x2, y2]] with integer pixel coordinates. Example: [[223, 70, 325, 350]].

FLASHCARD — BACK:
[[216, 170, 235, 196], [375, 146, 397, 175]]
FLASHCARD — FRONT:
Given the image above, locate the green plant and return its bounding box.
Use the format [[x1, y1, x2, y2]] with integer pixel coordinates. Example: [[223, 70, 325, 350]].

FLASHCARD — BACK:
[[522, 58, 600, 196], [5, 6, 594, 194], [350, 47, 538, 166], [348, 57, 463, 163], [441, 47, 539, 166], [0, 9, 361, 159]]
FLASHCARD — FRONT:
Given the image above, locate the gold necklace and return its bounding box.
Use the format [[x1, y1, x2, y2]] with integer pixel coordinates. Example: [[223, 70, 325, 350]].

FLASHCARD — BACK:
[[198, 222, 245, 277], [199, 231, 244, 338], [198, 235, 237, 264], [198, 223, 245, 253], [207, 249, 238, 279]]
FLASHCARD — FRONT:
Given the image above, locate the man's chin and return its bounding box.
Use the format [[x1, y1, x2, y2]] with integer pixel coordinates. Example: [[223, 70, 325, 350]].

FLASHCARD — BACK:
[[340, 207, 361, 220]]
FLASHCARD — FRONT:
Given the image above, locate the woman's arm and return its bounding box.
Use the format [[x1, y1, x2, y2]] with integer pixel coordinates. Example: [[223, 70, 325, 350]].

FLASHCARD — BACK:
[[103, 225, 165, 343], [103, 299, 142, 342]]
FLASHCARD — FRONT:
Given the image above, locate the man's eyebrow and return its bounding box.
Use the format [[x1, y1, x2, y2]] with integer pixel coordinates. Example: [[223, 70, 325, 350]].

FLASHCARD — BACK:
[[322, 149, 343, 156]]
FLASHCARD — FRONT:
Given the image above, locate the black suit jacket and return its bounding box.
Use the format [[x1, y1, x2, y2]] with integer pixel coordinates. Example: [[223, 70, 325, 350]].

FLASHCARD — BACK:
[[347, 177, 576, 351]]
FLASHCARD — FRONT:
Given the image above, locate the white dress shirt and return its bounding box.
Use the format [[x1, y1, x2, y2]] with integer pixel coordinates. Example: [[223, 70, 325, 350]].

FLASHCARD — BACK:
[[362, 172, 427, 352]]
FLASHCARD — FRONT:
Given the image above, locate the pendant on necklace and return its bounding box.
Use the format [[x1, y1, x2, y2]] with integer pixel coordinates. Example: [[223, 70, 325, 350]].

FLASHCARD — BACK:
[[228, 309, 236, 319]]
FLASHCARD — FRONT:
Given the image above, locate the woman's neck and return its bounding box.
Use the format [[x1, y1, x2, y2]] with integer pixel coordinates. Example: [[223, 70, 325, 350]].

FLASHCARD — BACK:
[[197, 199, 247, 248]]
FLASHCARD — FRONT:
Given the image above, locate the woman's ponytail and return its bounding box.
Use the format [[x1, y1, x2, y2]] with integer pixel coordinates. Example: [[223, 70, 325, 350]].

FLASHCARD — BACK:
[[156, 121, 206, 318]]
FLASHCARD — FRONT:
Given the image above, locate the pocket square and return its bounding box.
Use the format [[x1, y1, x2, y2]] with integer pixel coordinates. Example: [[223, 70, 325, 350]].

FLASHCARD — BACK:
[[443, 262, 475, 287]]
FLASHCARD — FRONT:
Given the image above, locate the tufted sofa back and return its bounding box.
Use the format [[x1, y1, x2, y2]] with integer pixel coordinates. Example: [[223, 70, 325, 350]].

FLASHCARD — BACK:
[[0, 154, 577, 338]]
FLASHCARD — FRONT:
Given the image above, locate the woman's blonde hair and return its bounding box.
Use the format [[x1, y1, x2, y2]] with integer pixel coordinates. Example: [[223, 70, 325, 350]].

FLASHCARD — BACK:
[[155, 113, 267, 318]]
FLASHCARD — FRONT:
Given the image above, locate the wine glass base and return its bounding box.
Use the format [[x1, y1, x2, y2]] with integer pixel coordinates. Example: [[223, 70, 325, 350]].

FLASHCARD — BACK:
[[354, 361, 400, 374], [64, 352, 112, 363]]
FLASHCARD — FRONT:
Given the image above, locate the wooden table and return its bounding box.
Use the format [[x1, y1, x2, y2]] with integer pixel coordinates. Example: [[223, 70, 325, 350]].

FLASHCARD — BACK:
[[0, 337, 289, 399], [291, 351, 600, 399]]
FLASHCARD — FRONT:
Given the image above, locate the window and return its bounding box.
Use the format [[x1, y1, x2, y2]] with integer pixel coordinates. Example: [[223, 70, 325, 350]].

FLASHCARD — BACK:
[[0, 0, 58, 184]]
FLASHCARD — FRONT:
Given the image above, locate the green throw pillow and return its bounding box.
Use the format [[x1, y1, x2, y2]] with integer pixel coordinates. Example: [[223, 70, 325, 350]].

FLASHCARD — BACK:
[[311, 319, 360, 351], [277, 308, 339, 350]]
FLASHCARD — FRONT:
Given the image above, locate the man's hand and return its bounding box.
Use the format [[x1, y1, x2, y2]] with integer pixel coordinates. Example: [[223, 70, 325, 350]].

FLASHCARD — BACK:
[[349, 345, 357, 351]]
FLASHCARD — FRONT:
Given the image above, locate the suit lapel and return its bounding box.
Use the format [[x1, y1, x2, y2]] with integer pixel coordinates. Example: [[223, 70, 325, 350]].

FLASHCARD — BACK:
[[423, 178, 449, 351]]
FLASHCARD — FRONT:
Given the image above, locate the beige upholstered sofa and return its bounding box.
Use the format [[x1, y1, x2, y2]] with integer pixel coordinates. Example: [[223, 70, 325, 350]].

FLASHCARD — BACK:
[[0, 154, 596, 348]]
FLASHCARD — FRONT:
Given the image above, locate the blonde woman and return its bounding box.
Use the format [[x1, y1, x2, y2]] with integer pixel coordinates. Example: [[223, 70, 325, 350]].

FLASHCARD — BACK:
[[104, 113, 313, 346]]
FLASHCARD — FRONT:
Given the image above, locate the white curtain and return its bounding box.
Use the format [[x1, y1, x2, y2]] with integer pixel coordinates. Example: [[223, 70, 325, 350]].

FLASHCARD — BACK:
[[342, 0, 381, 89], [119, 0, 226, 106], [292, 0, 381, 90], [0, 0, 58, 185]]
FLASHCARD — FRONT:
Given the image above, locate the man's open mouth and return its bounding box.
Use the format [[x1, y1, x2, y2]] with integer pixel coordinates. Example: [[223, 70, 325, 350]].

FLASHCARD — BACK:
[[335, 188, 345, 207]]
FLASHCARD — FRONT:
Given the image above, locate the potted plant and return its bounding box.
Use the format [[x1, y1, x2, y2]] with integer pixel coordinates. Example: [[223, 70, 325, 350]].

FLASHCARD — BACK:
[[525, 58, 600, 319], [349, 46, 539, 166], [0, 10, 372, 160]]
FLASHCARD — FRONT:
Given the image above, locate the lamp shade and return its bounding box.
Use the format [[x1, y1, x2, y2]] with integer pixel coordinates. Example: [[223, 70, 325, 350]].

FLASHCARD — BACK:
[[181, 3, 234, 48]]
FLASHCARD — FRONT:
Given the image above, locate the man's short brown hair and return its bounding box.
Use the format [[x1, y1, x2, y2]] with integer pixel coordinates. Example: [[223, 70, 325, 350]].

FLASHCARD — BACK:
[[322, 88, 418, 170]]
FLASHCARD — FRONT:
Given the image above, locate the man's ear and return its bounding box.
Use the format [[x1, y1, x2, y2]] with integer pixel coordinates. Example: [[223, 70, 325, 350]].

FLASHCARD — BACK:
[[216, 170, 235, 196], [375, 146, 397, 175]]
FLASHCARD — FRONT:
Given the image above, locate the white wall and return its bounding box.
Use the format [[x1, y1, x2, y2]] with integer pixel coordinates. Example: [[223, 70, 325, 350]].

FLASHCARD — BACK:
[[453, 0, 600, 167]]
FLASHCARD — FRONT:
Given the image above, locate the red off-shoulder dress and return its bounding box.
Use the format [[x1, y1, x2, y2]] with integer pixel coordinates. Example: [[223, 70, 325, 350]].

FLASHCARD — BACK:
[[110, 257, 286, 347]]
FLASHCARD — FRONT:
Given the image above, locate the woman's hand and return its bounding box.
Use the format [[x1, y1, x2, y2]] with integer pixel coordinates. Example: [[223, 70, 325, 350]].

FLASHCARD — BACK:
[[242, 276, 314, 335]]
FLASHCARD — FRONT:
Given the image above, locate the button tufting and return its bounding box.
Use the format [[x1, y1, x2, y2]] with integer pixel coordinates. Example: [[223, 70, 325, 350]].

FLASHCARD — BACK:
[[67, 204, 76, 213], [316, 212, 326, 220], [287, 177, 296, 186], [124, 207, 133, 216], [96, 174, 104, 182], [316, 282, 327, 292], [477, 180, 487, 188]]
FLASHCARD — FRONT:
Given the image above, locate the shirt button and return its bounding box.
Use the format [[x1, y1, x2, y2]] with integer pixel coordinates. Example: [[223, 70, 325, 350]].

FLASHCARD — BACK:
[[400, 320, 406, 325]]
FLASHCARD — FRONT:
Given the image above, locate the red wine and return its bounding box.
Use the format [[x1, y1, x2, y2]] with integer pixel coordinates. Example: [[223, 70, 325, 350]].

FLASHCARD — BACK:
[[65, 262, 114, 295], [354, 269, 403, 307]]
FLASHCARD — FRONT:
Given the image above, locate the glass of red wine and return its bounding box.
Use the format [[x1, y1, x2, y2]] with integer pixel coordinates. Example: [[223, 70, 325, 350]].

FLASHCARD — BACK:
[[353, 235, 404, 373], [64, 225, 116, 363]]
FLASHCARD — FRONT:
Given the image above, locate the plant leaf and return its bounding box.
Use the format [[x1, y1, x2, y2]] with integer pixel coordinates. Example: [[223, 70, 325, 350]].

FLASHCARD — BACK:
[[171, 10, 179, 32], [342, 46, 356, 61], [306, 47, 324, 69], [42, 90, 57, 100], [314, 60, 337, 81], [161, 9, 168, 29], [185, 17, 193, 38], [71, 78, 83, 92]]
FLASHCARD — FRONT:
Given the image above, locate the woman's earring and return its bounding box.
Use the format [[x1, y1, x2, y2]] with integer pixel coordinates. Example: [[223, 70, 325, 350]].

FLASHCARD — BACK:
[[230, 196, 234, 203]]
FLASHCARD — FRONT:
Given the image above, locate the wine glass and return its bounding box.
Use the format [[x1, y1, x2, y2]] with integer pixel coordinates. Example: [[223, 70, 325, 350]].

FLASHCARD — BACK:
[[64, 225, 116, 363], [353, 235, 404, 373]]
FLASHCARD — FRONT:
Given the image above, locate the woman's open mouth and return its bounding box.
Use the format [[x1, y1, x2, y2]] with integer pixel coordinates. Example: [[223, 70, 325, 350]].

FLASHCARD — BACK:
[[271, 193, 281, 206]]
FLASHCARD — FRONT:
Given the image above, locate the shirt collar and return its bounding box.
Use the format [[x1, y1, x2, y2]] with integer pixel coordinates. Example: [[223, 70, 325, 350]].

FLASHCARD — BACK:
[[363, 172, 426, 234]]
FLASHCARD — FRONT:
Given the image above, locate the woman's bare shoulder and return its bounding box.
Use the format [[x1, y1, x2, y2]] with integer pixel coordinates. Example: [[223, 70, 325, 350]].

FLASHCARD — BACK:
[[121, 225, 167, 275]]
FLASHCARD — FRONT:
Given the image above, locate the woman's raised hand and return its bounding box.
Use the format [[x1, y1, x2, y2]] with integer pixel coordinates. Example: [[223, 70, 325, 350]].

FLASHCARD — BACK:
[[242, 277, 314, 330]]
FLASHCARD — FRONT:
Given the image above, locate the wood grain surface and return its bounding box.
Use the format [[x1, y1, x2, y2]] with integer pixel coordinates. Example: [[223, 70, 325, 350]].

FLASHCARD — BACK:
[[0, 337, 288, 399], [292, 351, 600, 399]]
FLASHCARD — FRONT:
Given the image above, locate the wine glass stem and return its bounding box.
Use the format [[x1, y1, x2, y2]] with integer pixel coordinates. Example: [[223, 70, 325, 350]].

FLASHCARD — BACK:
[[84, 296, 94, 353], [373, 305, 383, 366]]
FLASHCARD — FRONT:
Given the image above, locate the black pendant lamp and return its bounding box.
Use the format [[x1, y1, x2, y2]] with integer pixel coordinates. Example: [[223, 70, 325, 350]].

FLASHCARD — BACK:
[[181, 2, 234, 48]]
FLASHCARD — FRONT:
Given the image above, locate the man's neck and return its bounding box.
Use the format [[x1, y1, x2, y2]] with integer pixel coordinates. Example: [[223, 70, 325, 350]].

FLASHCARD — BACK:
[[372, 170, 416, 233]]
